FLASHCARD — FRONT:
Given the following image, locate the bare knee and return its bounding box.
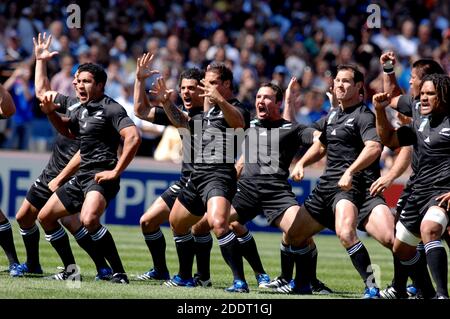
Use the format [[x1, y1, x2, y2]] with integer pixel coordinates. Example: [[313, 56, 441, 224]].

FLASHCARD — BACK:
[[192, 218, 211, 235], [60, 215, 82, 234], [336, 229, 358, 248], [211, 217, 228, 237], [81, 214, 100, 232], [37, 209, 56, 230], [16, 210, 36, 228], [16, 204, 38, 228], [229, 221, 246, 236], [420, 221, 443, 242], [380, 234, 395, 249], [140, 214, 160, 232]]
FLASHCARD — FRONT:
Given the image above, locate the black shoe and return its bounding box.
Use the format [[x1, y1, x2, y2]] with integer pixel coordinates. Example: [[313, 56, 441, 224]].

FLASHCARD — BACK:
[[193, 273, 212, 287], [110, 273, 129, 284], [311, 279, 333, 294]]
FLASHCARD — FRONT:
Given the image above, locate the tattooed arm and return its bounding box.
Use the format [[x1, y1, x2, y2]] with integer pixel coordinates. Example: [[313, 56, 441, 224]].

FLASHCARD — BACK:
[[150, 77, 189, 129]]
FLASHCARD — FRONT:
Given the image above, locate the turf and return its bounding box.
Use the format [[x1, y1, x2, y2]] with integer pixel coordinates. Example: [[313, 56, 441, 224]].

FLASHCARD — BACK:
[[0, 223, 403, 299]]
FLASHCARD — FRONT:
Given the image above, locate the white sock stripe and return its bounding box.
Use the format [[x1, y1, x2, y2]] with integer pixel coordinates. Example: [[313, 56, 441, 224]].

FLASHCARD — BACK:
[[280, 244, 290, 252], [347, 241, 363, 256], [0, 221, 12, 232], [174, 233, 193, 243], [44, 227, 66, 242], [144, 229, 163, 241], [290, 245, 312, 255], [425, 240, 444, 253], [193, 233, 212, 243], [91, 226, 108, 241], [218, 232, 236, 247], [416, 243, 425, 250], [20, 224, 39, 236], [237, 232, 253, 243], [400, 252, 420, 266], [73, 227, 89, 240]]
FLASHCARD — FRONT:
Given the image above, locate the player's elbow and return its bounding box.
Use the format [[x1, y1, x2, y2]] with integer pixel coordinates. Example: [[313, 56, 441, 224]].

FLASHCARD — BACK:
[[134, 104, 145, 120], [129, 129, 142, 148], [366, 141, 383, 157], [232, 117, 246, 129]]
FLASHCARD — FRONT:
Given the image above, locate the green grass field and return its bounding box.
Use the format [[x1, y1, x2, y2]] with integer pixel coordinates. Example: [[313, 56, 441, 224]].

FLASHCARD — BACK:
[[0, 223, 407, 299]]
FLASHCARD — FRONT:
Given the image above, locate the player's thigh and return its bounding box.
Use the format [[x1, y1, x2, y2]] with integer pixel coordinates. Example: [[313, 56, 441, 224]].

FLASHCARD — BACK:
[[277, 205, 324, 245], [169, 198, 202, 234], [140, 196, 171, 230], [80, 191, 107, 228]]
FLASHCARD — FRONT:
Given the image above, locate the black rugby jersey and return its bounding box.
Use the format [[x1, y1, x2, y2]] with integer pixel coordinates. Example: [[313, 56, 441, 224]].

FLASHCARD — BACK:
[[68, 95, 135, 171], [318, 103, 381, 184], [397, 111, 450, 193], [43, 94, 81, 179], [241, 118, 314, 179], [153, 106, 203, 179], [193, 98, 250, 171]]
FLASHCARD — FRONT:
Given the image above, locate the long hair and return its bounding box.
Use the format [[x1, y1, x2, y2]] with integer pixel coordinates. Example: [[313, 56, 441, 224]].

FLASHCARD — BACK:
[[420, 74, 450, 114]]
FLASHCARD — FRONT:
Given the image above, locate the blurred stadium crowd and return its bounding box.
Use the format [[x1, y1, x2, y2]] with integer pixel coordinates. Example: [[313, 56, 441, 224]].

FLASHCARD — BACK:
[[0, 0, 448, 169]]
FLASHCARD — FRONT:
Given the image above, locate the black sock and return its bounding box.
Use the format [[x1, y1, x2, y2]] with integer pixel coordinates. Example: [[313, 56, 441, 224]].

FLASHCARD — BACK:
[[417, 243, 436, 298], [45, 226, 75, 269], [310, 244, 319, 284], [425, 240, 448, 297], [291, 245, 313, 290], [20, 224, 40, 268], [218, 231, 245, 281], [90, 226, 125, 274], [237, 231, 266, 275], [73, 226, 108, 271], [401, 251, 434, 298], [144, 228, 169, 274], [174, 232, 195, 279], [0, 219, 19, 265], [280, 242, 294, 281], [193, 232, 213, 280], [392, 254, 408, 294], [346, 241, 377, 288]]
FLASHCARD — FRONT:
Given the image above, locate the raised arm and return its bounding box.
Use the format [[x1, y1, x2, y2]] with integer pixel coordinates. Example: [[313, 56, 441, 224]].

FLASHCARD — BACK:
[[199, 79, 245, 128], [40, 91, 74, 138], [282, 77, 299, 122], [133, 52, 160, 122], [94, 126, 141, 183], [150, 77, 189, 128], [373, 92, 400, 149], [380, 51, 402, 109], [0, 83, 15, 118], [33, 33, 59, 101], [369, 146, 412, 196], [291, 140, 327, 181]]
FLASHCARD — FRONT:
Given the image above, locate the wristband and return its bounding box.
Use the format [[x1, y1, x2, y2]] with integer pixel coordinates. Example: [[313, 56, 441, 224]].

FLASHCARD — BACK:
[[383, 60, 394, 74]]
